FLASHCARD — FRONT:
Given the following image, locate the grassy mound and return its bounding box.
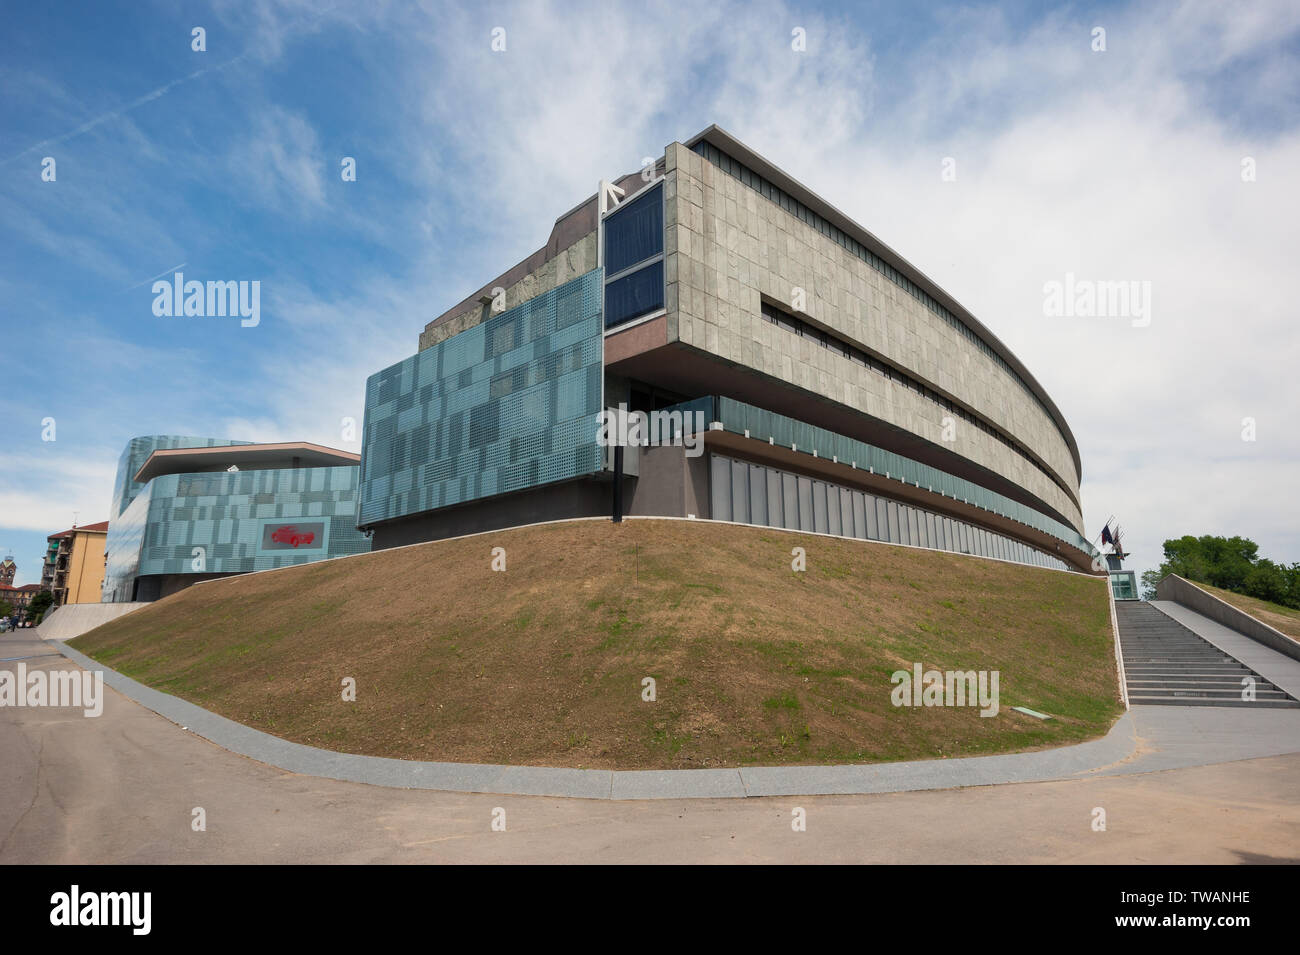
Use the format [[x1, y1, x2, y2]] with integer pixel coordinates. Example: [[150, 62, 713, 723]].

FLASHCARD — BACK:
[[73, 519, 1122, 769]]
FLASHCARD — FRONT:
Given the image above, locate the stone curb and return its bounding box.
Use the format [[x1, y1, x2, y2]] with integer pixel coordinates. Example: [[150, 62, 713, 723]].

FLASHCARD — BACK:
[[56, 640, 1139, 800]]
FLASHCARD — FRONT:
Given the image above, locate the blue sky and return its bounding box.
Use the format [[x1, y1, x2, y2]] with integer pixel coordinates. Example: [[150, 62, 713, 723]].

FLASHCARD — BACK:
[[1, 0, 1298, 586]]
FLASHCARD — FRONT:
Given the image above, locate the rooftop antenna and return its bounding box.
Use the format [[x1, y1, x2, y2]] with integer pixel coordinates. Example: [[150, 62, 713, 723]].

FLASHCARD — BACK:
[[72, 510, 79, 529]]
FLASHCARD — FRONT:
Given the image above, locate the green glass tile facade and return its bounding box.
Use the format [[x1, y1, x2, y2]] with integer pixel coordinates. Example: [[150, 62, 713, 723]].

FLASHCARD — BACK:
[[102, 463, 369, 602], [358, 268, 605, 526], [110, 434, 252, 520]]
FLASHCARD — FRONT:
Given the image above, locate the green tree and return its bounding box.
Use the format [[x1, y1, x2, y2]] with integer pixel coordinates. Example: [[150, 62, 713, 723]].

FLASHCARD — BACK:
[[1198, 535, 1258, 591], [26, 590, 54, 621], [0, 599, 13, 619], [1243, 560, 1288, 605], [1281, 563, 1300, 610], [1160, 535, 1210, 582], [1146, 535, 1297, 607]]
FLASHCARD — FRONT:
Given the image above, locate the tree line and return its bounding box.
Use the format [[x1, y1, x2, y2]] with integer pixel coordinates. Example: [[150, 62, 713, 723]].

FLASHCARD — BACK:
[[1141, 535, 1300, 607]]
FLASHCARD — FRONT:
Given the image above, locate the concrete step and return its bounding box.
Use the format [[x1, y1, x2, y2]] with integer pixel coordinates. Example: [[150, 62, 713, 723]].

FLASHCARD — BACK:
[[1124, 670, 1254, 677], [1123, 662, 1250, 670], [1127, 686, 1292, 700], [1121, 636, 1220, 641], [1127, 677, 1282, 688], [1123, 657, 1237, 665], [1120, 643, 1230, 650], [1132, 687, 1289, 700], [1116, 601, 1300, 708], [1123, 662, 1251, 669], [1121, 650, 1232, 657], [1128, 696, 1300, 712]]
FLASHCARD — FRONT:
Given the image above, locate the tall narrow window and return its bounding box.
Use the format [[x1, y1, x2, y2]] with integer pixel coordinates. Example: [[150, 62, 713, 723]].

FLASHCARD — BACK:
[[603, 182, 664, 329]]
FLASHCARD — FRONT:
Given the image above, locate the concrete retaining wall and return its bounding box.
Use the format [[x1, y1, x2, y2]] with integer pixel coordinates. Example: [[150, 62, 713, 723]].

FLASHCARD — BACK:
[[1156, 574, 1300, 663], [36, 603, 150, 642]]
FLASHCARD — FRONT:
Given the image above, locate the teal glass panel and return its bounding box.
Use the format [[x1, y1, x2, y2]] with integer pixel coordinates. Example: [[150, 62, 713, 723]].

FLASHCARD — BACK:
[[358, 268, 605, 526], [102, 464, 368, 602], [110, 435, 253, 520]]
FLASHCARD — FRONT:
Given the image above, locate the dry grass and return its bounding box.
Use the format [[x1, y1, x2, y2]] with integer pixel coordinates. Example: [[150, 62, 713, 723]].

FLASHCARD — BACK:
[[73, 519, 1122, 769], [1194, 582, 1300, 642]]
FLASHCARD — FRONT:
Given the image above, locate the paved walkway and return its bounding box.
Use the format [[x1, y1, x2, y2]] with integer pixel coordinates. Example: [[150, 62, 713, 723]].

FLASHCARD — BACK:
[[1152, 599, 1300, 701], [3, 629, 1299, 863], [50, 635, 1300, 799]]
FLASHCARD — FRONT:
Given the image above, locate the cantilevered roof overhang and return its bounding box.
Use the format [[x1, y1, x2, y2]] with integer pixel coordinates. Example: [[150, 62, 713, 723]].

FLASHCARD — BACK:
[[133, 442, 361, 484], [681, 124, 1083, 483]]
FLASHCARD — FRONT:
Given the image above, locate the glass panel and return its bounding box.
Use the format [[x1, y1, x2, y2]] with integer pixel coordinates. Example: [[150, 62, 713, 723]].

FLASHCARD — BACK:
[[730, 459, 749, 523], [782, 473, 799, 530], [604, 260, 664, 328], [797, 476, 814, 531], [711, 455, 731, 522], [749, 464, 767, 526], [767, 470, 783, 527], [826, 485, 842, 536], [360, 270, 604, 525], [104, 464, 370, 601], [603, 183, 663, 275]]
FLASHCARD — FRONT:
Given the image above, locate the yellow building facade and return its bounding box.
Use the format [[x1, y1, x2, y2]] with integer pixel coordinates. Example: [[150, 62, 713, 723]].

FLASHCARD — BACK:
[[43, 521, 108, 605]]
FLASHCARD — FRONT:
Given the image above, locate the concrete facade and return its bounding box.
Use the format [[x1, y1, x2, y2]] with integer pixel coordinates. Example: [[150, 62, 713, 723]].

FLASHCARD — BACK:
[[662, 137, 1082, 533]]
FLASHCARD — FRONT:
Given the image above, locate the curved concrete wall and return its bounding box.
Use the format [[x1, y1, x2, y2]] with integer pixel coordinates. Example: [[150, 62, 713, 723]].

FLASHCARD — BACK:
[[664, 142, 1083, 534]]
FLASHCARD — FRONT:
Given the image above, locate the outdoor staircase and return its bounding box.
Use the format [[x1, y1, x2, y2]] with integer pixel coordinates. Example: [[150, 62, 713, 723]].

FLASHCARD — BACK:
[[1115, 601, 1299, 708]]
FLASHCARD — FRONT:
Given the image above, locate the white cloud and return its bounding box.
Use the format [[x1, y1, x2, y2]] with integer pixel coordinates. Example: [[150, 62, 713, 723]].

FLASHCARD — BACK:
[[0, 451, 119, 532], [228, 106, 328, 212]]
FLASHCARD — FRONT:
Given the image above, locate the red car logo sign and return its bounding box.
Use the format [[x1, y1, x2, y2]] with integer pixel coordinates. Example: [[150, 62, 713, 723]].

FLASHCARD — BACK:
[[270, 525, 315, 548]]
